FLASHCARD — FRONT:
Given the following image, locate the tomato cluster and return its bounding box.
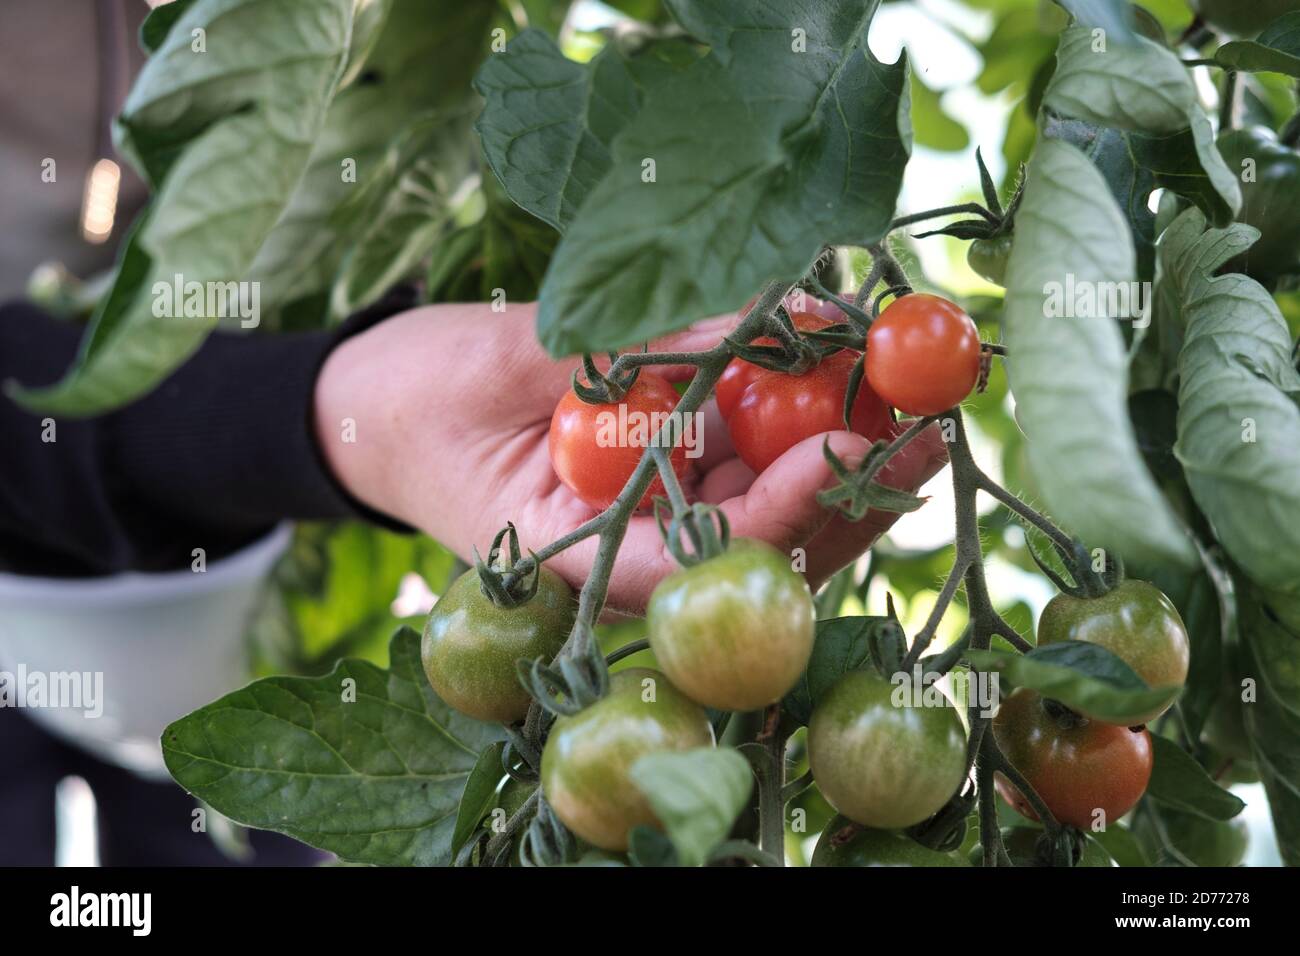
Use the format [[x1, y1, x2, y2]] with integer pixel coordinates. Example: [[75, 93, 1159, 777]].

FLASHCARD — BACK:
[[991, 579, 1189, 831]]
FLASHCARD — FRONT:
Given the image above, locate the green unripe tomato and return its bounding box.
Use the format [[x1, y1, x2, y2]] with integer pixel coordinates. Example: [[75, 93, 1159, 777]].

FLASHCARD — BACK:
[[967, 234, 1013, 286], [1215, 127, 1300, 282], [540, 668, 713, 852], [813, 815, 970, 866], [1193, 0, 1300, 36], [1037, 580, 1189, 725], [421, 567, 575, 724], [808, 669, 967, 829], [646, 539, 815, 710]]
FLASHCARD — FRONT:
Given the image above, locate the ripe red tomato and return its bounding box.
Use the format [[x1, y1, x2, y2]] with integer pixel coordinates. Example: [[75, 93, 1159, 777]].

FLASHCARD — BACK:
[[726, 351, 893, 474], [716, 311, 840, 420], [866, 293, 981, 416], [549, 372, 691, 511], [993, 689, 1153, 830]]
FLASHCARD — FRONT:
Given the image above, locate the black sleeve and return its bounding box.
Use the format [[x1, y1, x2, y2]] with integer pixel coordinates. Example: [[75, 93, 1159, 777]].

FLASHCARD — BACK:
[[0, 291, 415, 577]]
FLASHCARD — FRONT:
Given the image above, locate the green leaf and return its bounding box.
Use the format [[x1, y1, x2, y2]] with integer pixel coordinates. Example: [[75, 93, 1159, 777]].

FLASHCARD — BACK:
[[1215, 12, 1300, 77], [629, 747, 753, 867], [782, 616, 891, 726], [1146, 736, 1246, 821], [533, 0, 910, 355], [967, 643, 1180, 725], [1001, 137, 1196, 569], [451, 742, 506, 859], [1044, 26, 1193, 133], [162, 627, 504, 867], [475, 30, 696, 232], [1161, 208, 1300, 594], [1238, 582, 1300, 865]]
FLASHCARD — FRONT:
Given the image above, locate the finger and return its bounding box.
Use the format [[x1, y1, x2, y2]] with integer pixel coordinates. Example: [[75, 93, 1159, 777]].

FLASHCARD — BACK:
[[717, 430, 873, 554], [800, 422, 951, 585]]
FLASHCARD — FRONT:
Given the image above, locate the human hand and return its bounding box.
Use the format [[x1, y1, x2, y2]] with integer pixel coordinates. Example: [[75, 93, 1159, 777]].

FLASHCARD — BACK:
[[313, 302, 949, 614]]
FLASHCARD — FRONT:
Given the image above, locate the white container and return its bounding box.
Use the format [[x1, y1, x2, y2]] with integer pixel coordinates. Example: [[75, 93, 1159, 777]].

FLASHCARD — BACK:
[[0, 524, 292, 780]]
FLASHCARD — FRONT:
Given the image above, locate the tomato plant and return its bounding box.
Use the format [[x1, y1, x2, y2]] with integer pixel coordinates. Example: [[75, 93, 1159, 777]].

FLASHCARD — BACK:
[[129, 0, 1292, 873], [865, 293, 981, 416], [646, 539, 815, 710], [549, 371, 691, 510], [993, 689, 1154, 830], [808, 669, 967, 829], [539, 667, 713, 851], [1037, 580, 1189, 725], [420, 566, 575, 724], [727, 352, 893, 474]]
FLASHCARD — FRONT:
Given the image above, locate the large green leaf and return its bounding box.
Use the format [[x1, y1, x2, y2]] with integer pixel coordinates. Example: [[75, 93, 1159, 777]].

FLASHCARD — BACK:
[[1001, 137, 1195, 568], [629, 747, 753, 867], [475, 30, 699, 233], [968, 643, 1180, 724], [1146, 736, 1246, 821], [163, 627, 503, 867], [533, 0, 910, 355], [1044, 26, 1193, 133], [1160, 208, 1300, 594]]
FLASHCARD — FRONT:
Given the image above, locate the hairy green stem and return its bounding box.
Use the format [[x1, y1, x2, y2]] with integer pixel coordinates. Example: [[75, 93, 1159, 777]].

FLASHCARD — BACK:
[[890, 202, 998, 231]]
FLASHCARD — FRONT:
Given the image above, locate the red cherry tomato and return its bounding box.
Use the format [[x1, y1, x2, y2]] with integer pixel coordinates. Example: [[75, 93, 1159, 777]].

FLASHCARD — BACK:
[[549, 372, 691, 511], [726, 351, 893, 474], [716, 312, 841, 421], [865, 293, 981, 416]]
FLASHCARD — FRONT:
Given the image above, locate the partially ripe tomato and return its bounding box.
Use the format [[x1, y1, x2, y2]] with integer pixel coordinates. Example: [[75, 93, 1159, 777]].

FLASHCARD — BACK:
[[540, 667, 713, 851], [421, 567, 575, 724], [549, 372, 691, 511], [812, 815, 970, 867], [1037, 580, 1189, 726], [715, 311, 840, 420], [993, 689, 1153, 830], [808, 669, 967, 829], [647, 539, 815, 710], [726, 352, 893, 474], [865, 293, 981, 416]]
